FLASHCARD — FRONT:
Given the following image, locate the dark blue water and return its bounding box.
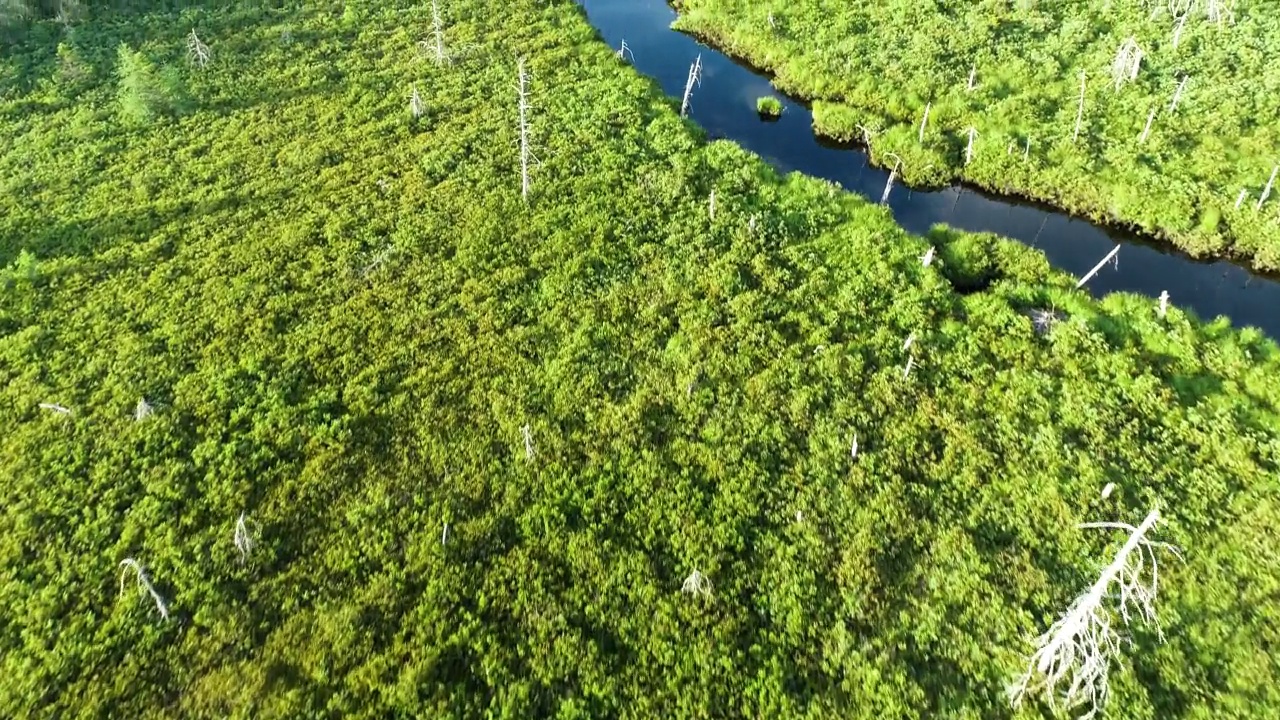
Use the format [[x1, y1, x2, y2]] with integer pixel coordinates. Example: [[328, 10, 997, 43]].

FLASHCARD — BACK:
[[578, 0, 1280, 336]]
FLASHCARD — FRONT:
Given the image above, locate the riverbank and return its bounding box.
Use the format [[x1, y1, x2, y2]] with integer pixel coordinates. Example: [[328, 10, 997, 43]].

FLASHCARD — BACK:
[[579, 0, 1280, 336], [671, 0, 1280, 271]]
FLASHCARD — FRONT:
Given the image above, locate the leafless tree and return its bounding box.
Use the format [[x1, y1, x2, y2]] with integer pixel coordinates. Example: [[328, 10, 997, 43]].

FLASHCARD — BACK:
[[1008, 509, 1181, 720], [516, 58, 537, 203], [1076, 246, 1120, 289], [681, 54, 702, 117], [1257, 166, 1278, 210], [1029, 308, 1064, 334], [423, 0, 448, 65], [186, 29, 211, 68], [119, 558, 170, 621], [521, 423, 534, 460], [1138, 107, 1157, 144], [410, 83, 425, 118], [681, 569, 712, 597], [1111, 39, 1144, 91], [920, 246, 936, 268], [1073, 70, 1087, 142], [234, 512, 255, 563], [1169, 75, 1189, 113], [880, 154, 902, 205]]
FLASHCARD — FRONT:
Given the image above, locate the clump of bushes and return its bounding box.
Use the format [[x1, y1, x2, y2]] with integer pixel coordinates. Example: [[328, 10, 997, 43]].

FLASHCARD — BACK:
[[756, 96, 782, 118], [115, 43, 187, 124]]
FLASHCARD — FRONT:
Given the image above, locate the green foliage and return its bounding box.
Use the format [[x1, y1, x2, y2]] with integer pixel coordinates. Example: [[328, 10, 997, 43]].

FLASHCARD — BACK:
[[114, 42, 184, 124], [756, 95, 782, 117], [0, 1, 1278, 718], [674, 0, 1280, 269]]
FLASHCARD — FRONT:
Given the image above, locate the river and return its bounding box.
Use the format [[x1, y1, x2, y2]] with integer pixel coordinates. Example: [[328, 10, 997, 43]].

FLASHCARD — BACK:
[[577, 0, 1280, 337]]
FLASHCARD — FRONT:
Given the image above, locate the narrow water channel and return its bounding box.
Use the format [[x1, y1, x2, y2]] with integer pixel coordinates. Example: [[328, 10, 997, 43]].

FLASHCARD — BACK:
[[577, 0, 1280, 337]]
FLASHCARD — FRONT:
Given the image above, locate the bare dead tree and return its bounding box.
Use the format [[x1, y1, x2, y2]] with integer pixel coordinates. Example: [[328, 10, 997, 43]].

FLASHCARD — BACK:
[[1169, 75, 1189, 113], [118, 558, 170, 621], [233, 512, 255, 563], [708, 189, 716, 220], [39, 403, 71, 415], [134, 398, 154, 422], [1138, 107, 1157, 144], [1076, 246, 1121, 289], [681, 54, 702, 117], [880, 154, 902, 205], [1235, 188, 1248, 209], [681, 569, 712, 597], [1257, 166, 1278, 210], [967, 64, 978, 92], [920, 246, 936, 268], [918, 102, 931, 142], [1172, 11, 1190, 48], [521, 423, 534, 460], [965, 127, 978, 165], [856, 123, 877, 148], [616, 39, 633, 63], [1111, 39, 1144, 91], [410, 83, 425, 118], [516, 58, 536, 203], [1029, 308, 1063, 335], [1008, 509, 1181, 720], [186, 29, 211, 68], [1158, 290, 1170, 318], [1073, 70, 1087, 142], [429, 0, 448, 65], [1206, 0, 1235, 25]]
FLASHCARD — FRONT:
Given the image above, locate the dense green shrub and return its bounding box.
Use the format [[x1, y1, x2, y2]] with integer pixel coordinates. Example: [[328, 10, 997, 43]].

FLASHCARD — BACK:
[[674, 0, 1280, 269], [0, 1, 1277, 718], [114, 43, 183, 123], [756, 95, 781, 117]]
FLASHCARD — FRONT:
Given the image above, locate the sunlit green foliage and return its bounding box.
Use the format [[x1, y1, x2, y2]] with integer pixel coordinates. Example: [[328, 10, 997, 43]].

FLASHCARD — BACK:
[[114, 42, 180, 123], [673, 0, 1280, 268], [1, 0, 1278, 717]]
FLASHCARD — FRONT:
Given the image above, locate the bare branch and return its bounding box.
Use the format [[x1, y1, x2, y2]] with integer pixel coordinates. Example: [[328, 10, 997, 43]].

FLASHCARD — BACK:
[[233, 512, 255, 563], [681, 54, 702, 117], [1076, 246, 1121, 289], [1009, 509, 1180, 719], [521, 423, 534, 460], [681, 569, 712, 597], [186, 29, 211, 68], [118, 558, 170, 621]]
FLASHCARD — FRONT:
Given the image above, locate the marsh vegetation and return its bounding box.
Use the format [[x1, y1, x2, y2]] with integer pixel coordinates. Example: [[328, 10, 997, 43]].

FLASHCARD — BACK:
[[1, 0, 1278, 717], [673, 0, 1280, 269]]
